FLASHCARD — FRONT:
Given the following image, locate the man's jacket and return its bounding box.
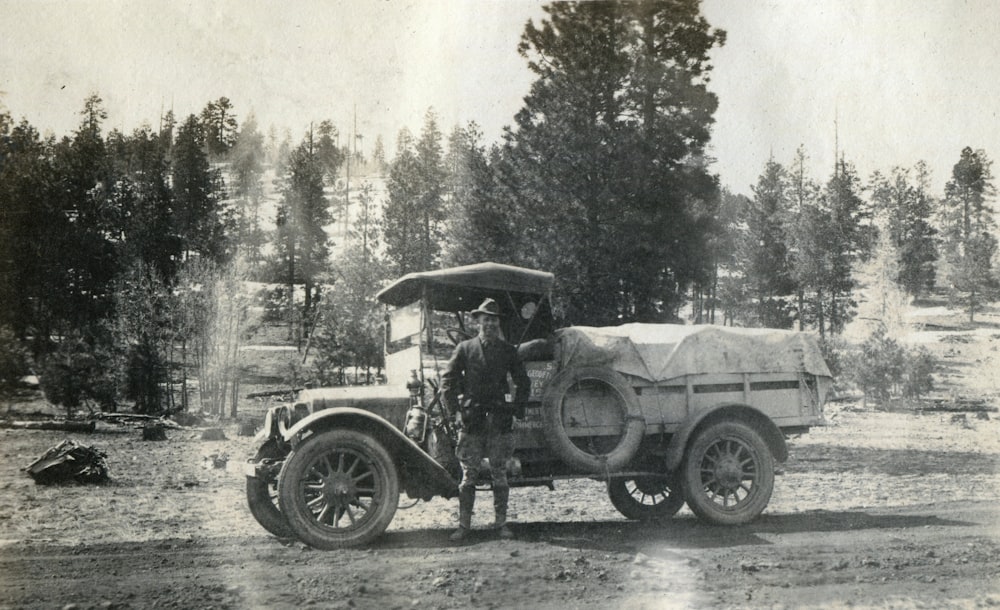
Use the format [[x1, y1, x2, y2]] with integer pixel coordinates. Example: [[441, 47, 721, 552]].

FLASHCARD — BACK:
[[441, 336, 530, 433]]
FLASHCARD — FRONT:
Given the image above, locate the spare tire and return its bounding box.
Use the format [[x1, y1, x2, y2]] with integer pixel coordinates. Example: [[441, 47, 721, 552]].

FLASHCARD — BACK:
[[541, 366, 644, 473]]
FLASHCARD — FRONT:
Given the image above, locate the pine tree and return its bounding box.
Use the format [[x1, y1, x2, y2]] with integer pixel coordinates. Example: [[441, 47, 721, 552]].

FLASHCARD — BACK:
[[383, 128, 421, 275], [940, 147, 998, 321], [869, 163, 938, 296], [372, 135, 387, 175], [739, 158, 796, 327], [789, 158, 867, 338], [230, 114, 267, 266], [415, 109, 446, 269], [172, 114, 228, 261], [199, 97, 238, 159], [441, 123, 517, 266], [382, 113, 447, 275], [316, 120, 345, 185], [274, 131, 331, 339], [51, 94, 118, 328], [503, 0, 724, 324], [108, 125, 179, 280], [0, 115, 69, 344]]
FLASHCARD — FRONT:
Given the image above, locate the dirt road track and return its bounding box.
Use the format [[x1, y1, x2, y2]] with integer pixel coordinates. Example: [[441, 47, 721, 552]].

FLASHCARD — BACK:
[[1, 500, 997, 609], [2, 408, 999, 609]]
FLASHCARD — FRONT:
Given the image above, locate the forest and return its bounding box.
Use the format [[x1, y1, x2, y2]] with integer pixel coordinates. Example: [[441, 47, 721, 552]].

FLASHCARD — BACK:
[[1, 1, 996, 417]]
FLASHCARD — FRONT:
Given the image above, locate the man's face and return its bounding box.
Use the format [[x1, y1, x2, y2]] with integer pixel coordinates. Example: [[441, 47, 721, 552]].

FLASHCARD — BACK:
[[477, 314, 500, 340]]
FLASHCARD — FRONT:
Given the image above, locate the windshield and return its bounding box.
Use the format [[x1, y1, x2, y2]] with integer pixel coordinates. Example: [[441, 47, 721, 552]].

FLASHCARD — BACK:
[[383, 289, 555, 386]]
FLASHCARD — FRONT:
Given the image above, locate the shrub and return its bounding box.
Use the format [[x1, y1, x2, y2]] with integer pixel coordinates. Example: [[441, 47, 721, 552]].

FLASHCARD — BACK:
[[0, 326, 31, 404], [846, 324, 934, 406], [817, 336, 852, 396], [902, 346, 935, 399], [849, 325, 905, 405], [41, 333, 117, 417]]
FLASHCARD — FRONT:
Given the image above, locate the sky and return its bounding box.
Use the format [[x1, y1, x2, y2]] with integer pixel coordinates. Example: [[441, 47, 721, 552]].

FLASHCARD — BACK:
[[1, 0, 999, 197]]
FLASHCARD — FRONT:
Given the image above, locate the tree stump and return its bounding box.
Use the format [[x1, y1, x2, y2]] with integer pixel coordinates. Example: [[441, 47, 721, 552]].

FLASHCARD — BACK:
[[142, 424, 168, 441], [201, 428, 227, 441]]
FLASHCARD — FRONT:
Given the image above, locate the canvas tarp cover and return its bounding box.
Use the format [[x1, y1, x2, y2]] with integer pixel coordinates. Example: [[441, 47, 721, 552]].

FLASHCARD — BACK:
[[554, 324, 832, 383]]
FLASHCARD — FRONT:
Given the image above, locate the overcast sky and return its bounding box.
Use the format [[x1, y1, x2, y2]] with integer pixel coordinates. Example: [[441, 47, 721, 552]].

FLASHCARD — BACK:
[[1, 0, 998, 197]]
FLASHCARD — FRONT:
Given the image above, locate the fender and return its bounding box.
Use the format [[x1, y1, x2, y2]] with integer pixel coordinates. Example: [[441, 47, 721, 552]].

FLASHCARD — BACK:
[[664, 403, 788, 472], [284, 407, 458, 498]]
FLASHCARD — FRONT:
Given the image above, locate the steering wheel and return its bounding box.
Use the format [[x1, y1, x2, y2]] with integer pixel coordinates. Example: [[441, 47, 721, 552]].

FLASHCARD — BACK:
[[446, 327, 474, 345]]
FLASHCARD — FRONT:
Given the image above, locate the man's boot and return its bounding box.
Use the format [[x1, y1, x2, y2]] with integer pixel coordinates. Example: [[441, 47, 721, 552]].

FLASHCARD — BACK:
[[493, 486, 513, 539], [449, 486, 475, 542]]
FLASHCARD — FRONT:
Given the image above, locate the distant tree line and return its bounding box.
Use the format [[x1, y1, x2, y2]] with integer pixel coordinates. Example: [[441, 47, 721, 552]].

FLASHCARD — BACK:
[[1, 0, 997, 413], [710, 145, 996, 338], [0, 92, 361, 413]]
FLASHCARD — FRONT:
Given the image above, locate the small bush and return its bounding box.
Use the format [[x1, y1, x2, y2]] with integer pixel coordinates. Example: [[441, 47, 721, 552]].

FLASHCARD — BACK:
[[846, 324, 934, 406], [0, 326, 31, 403], [817, 336, 852, 396], [902, 346, 935, 399], [41, 334, 117, 417]]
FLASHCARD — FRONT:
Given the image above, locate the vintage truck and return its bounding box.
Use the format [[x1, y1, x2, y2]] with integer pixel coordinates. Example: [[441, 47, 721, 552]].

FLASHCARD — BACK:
[[246, 262, 832, 549]]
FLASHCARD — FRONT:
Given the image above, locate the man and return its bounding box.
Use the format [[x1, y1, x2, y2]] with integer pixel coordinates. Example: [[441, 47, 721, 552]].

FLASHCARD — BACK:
[[441, 297, 530, 542]]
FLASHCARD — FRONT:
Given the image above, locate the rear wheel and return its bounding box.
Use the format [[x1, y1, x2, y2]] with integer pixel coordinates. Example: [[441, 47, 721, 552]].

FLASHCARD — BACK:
[[608, 474, 685, 520], [246, 440, 295, 538], [278, 430, 399, 549], [682, 421, 774, 525]]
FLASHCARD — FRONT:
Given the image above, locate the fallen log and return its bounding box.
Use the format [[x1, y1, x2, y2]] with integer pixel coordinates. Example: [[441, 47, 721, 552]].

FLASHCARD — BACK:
[[246, 387, 302, 399], [96, 413, 183, 429], [0, 420, 96, 432], [923, 398, 997, 413]]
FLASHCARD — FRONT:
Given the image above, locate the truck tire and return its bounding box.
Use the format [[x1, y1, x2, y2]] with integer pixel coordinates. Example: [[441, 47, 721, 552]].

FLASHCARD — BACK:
[[608, 474, 685, 520], [541, 366, 644, 473], [246, 440, 295, 539], [278, 429, 399, 549], [682, 421, 774, 525]]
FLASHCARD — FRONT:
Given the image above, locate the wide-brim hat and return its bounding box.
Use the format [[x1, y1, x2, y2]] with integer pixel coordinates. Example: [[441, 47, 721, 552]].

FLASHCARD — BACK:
[[470, 298, 501, 318]]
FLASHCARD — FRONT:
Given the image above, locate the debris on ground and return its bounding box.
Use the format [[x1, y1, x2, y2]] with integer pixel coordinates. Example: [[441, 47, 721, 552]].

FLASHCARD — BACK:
[[203, 452, 229, 469], [103, 411, 185, 424], [23, 439, 110, 485]]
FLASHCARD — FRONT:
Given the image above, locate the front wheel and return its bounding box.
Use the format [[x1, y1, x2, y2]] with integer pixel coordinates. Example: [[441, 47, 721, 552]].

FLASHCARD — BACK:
[[682, 421, 774, 525], [278, 430, 399, 549], [246, 440, 295, 538], [608, 474, 685, 520]]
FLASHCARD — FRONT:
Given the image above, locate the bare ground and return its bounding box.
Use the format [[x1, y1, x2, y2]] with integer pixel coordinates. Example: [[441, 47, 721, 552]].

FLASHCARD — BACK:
[[2, 311, 1000, 608]]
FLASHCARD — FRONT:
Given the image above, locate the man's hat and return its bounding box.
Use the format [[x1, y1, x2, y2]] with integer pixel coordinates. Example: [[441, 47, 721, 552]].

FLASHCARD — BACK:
[[470, 298, 501, 318]]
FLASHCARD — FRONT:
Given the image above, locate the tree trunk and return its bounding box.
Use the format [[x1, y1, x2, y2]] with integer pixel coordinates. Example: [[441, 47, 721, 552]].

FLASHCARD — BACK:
[[829, 292, 838, 336], [710, 266, 718, 324], [229, 376, 239, 419], [797, 290, 804, 331], [817, 288, 826, 341], [181, 339, 189, 412], [287, 240, 296, 342]]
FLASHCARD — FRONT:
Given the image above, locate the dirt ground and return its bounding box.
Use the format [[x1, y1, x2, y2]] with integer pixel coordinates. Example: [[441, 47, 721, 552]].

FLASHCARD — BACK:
[[2, 314, 1000, 608]]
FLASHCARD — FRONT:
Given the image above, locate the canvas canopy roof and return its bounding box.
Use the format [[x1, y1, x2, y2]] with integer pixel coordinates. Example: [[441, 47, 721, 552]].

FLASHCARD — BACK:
[[554, 324, 832, 383], [375, 262, 555, 312]]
